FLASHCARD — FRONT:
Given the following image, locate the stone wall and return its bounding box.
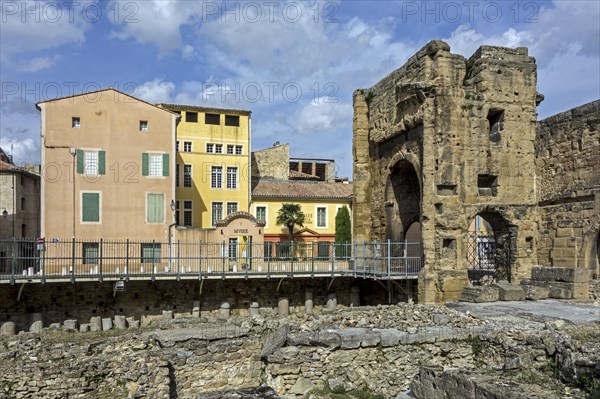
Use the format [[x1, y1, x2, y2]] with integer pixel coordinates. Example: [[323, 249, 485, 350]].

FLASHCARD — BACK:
[[252, 143, 290, 180], [353, 40, 540, 303], [0, 278, 392, 333], [536, 100, 600, 277], [0, 304, 596, 399]]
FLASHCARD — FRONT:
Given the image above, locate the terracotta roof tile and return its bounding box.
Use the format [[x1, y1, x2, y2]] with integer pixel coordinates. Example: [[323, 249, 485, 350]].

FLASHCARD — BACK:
[[252, 180, 352, 200]]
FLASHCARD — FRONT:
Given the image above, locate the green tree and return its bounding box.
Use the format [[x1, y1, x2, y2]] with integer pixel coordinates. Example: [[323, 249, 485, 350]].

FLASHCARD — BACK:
[[335, 206, 352, 258], [276, 203, 305, 242]]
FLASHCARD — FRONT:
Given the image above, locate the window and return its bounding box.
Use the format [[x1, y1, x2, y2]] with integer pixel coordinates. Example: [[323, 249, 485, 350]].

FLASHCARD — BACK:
[[212, 202, 223, 226], [176, 141, 180, 151], [211, 166, 222, 188], [82, 242, 99, 265], [142, 153, 169, 177], [487, 109, 504, 143], [226, 167, 238, 189], [83, 151, 98, 175], [227, 145, 234, 154], [205, 113, 220, 125], [215, 144, 223, 154], [225, 115, 240, 127], [183, 200, 192, 227], [183, 141, 192, 152], [206, 143, 214, 153], [81, 192, 100, 223], [183, 165, 192, 187], [235, 145, 243, 155], [21, 224, 26, 238], [139, 120, 148, 131], [21, 197, 25, 210], [227, 202, 237, 215], [176, 164, 180, 187], [186, 111, 198, 123], [141, 243, 161, 263], [317, 207, 327, 227], [478, 174, 498, 196], [149, 154, 162, 177], [147, 193, 164, 223], [175, 200, 180, 225], [256, 206, 266, 223], [228, 237, 238, 259], [72, 117, 80, 128]]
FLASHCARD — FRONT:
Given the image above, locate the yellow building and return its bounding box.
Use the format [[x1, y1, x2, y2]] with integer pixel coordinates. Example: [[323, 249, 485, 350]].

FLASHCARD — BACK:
[[157, 104, 251, 229]]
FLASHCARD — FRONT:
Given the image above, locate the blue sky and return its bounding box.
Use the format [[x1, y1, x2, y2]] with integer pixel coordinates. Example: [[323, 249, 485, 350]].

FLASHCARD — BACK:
[[1, 0, 599, 178]]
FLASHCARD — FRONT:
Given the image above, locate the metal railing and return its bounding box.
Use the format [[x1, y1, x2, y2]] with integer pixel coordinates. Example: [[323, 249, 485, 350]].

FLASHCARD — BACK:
[[0, 238, 423, 284]]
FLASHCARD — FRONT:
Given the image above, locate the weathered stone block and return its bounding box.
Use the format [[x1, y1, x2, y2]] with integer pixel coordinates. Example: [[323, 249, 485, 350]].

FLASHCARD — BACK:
[[549, 288, 572, 299], [523, 279, 588, 299], [260, 324, 288, 359], [459, 286, 500, 303], [521, 285, 549, 300], [493, 281, 526, 301], [532, 267, 588, 283], [289, 377, 314, 395]]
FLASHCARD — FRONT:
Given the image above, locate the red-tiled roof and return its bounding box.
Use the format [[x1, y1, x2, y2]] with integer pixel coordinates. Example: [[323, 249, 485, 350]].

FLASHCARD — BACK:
[[252, 180, 352, 200], [289, 170, 320, 180]]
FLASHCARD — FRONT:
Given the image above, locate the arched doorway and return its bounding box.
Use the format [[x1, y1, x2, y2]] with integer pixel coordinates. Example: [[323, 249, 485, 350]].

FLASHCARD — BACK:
[[467, 212, 513, 283], [384, 160, 421, 241]]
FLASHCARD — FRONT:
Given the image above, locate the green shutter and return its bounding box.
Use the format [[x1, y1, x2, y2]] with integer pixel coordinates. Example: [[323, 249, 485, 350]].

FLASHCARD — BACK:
[[142, 153, 149, 176], [147, 193, 164, 223], [76, 150, 84, 174], [162, 153, 169, 176], [98, 151, 106, 175], [82, 193, 100, 222]]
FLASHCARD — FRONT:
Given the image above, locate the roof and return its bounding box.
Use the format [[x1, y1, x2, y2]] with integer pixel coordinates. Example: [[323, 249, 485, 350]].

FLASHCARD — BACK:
[[0, 160, 40, 179], [252, 180, 352, 200], [35, 88, 180, 116], [157, 103, 251, 116], [289, 170, 320, 180]]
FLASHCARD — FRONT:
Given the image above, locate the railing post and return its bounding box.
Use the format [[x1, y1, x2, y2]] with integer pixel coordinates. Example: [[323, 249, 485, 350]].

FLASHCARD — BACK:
[[363, 241, 366, 276], [222, 241, 226, 279], [177, 240, 181, 281], [199, 240, 203, 277], [151, 239, 156, 282], [125, 239, 130, 281], [311, 242, 315, 277], [99, 238, 103, 283], [387, 239, 391, 278], [10, 237, 16, 285], [331, 242, 334, 277], [372, 241, 376, 278], [353, 241, 357, 276], [267, 242, 271, 278], [291, 241, 294, 274], [41, 241, 46, 284], [71, 237, 76, 283]]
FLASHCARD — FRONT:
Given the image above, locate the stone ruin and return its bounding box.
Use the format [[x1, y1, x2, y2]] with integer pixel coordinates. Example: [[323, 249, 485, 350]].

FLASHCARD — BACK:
[[352, 40, 600, 303]]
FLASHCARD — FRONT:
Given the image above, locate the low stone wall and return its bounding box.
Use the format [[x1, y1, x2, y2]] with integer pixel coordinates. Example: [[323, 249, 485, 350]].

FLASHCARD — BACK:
[[1, 304, 597, 399]]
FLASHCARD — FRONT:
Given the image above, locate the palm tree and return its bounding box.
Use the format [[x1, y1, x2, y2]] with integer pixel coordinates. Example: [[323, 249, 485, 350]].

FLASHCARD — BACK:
[[276, 203, 305, 242]]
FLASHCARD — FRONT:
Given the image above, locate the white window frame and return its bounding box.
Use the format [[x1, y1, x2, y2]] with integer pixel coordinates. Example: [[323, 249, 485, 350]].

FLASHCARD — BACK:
[[80, 190, 102, 224], [255, 205, 268, 228], [183, 164, 192, 188], [176, 141, 180, 151], [235, 145, 243, 155], [72, 117, 80, 128], [84, 150, 99, 176], [226, 144, 234, 154], [183, 200, 193, 227], [184, 141, 192, 152], [206, 143, 214, 153], [226, 202, 238, 216], [226, 166, 238, 189], [215, 144, 223, 154], [212, 202, 223, 226], [145, 192, 165, 224], [148, 153, 163, 177], [316, 205, 327, 228], [140, 120, 148, 131], [211, 166, 222, 189]]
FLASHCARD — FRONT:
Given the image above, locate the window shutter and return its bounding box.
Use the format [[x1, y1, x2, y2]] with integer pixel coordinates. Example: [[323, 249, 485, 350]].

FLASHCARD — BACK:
[[162, 153, 169, 176], [98, 151, 106, 175], [147, 193, 164, 223], [142, 153, 149, 176], [82, 193, 100, 222], [76, 150, 84, 174]]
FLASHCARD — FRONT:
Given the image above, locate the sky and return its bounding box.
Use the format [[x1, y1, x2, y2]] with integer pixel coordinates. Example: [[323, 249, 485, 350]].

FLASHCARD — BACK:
[[1, 0, 599, 178]]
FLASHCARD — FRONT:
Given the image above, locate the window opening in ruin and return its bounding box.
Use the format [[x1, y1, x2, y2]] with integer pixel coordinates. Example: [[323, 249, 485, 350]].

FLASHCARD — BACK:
[[437, 184, 457, 196], [467, 213, 512, 283], [487, 109, 504, 143], [477, 174, 498, 196], [385, 160, 421, 242]]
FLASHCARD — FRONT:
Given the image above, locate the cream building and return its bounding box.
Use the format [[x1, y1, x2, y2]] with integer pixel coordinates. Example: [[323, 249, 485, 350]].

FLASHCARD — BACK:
[[37, 89, 178, 242]]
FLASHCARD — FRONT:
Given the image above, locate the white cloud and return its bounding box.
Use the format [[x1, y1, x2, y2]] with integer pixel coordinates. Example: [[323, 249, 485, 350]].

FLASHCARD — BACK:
[[108, 0, 203, 57], [0, 136, 38, 165], [181, 45, 194, 60], [0, 0, 91, 64], [135, 79, 175, 103], [19, 55, 61, 73]]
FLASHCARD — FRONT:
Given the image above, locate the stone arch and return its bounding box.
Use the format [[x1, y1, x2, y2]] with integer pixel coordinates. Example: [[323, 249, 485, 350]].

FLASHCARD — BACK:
[[384, 157, 421, 241], [466, 209, 516, 283]]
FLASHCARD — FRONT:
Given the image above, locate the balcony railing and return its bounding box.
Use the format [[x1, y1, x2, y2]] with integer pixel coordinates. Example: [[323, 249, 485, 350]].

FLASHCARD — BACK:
[[0, 238, 423, 284]]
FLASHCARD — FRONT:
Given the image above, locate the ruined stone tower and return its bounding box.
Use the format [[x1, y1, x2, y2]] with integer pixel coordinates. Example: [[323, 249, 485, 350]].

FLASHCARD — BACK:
[[353, 40, 541, 303]]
